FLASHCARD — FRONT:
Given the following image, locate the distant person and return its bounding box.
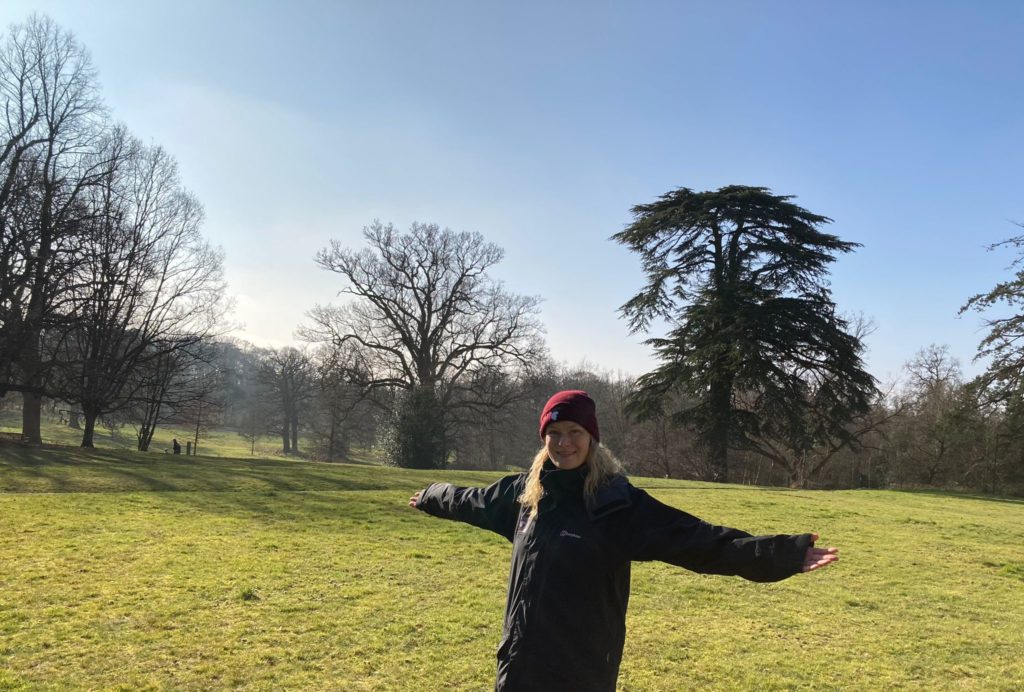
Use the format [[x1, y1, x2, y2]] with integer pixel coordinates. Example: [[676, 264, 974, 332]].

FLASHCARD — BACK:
[[409, 390, 838, 691], [172, 438, 181, 455]]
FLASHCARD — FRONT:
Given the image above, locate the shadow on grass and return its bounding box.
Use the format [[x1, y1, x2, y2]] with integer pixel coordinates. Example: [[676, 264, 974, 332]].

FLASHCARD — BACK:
[[0, 441, 526, 524], [0, 441, 404, 495], [171, 488, 421, 523]]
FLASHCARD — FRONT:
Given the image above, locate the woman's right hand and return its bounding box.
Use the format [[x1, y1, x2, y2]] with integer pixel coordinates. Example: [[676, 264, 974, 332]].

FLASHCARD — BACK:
[[409, 489, 424, 508]]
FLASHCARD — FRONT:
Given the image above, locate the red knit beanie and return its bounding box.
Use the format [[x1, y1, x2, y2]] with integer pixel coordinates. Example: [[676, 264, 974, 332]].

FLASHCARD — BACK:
[[539, 390, 600, 443]]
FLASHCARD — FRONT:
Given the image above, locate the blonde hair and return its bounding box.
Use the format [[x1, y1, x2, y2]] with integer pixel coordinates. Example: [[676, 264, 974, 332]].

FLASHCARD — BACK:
[[518, 437, 624, 519]]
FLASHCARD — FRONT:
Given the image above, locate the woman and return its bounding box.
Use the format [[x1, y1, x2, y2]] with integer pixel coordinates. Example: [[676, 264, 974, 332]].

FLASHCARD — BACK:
[[409, 390, 838, 691]]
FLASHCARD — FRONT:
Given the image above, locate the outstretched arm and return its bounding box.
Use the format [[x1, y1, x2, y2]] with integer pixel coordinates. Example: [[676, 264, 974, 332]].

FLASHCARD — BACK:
[[627, 489, 838, 582], [408, 474, 524, 541]]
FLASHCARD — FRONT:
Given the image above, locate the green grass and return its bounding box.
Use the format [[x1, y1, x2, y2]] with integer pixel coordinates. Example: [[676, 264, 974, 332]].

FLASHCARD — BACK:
[[0, 409, 352, 460], [1, 442, 1023, 690]]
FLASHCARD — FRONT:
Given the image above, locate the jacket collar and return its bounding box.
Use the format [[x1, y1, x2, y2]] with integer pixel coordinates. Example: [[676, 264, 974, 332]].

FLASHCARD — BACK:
[[539, 460, 586, 494], [539, 459, 632, 520]]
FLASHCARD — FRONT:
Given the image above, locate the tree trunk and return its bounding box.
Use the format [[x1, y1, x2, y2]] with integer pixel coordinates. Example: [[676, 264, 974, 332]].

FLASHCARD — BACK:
[[140, 423, 157, 452], [290, 411, 298, 453], [193, 401, 202, 455], [657, 421, 672, 478], [81, 409, 98, 448], [20, 167, 55, 446], [137, 424, 151, 451], [142, 419, 157, 452], [707, 376, 731, 482], [787, 453, 807, 489], [281, 411, 291, 453], [68, 411, 81, 429], [19, 331, 44, 445], [137, 392, 165, 452], [788, 469, 805, 489], [22, 390, 43, 445]]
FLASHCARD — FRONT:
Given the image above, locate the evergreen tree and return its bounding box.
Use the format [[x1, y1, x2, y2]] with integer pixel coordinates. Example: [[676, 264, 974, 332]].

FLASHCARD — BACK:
[[614, 185, 875, 481], [960, 223, 1024, 494], [961, 224, 1024, 405], [388, 385, 447, 469]]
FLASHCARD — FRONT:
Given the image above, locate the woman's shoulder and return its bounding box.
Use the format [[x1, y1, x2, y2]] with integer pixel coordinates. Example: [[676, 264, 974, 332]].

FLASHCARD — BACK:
[[494, 471, 528, 493], [589, 474, 635, 519]]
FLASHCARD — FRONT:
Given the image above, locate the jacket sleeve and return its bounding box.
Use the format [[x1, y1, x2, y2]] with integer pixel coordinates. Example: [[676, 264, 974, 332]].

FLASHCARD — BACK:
[[414, 474, 523, 542], [625, 488, 811, 583]]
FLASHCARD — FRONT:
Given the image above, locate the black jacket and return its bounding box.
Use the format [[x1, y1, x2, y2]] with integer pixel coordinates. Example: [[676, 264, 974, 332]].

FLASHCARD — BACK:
[[415, 463, 812, 692]]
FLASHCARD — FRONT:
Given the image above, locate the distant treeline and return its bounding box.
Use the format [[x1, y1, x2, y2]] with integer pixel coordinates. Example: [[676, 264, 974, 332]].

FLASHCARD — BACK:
[[2, 338, 1021, 497]]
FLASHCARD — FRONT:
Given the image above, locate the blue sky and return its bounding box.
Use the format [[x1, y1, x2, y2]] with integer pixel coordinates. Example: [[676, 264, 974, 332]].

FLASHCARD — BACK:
[[3, 1, 1022, 383]]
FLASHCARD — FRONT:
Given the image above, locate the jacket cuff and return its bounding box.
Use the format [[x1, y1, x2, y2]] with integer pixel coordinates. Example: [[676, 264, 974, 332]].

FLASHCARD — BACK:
[[415, 483, 432, 509], [789, 532, 814, 573], [416, 482, 445, 513]]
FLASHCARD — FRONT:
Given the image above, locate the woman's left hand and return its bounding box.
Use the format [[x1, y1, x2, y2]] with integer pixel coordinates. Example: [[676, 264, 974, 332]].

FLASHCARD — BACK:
[[802, 533, 839, 573]]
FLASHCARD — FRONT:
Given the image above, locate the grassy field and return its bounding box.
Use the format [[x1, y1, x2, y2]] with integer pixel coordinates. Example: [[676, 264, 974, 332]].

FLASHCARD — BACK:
[[0, 409, 288, 458], [0, 410, 384, 464], [1, 442, 1023, 690]]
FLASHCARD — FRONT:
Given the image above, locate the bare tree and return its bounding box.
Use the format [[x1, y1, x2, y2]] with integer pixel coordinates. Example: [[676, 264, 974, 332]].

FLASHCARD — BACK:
[[306, 342, 374, 461], [735, 315, 889, 488], [258, 346, 314, 455], [216, 341, 277, 456], [894, 345, 974, 485], [175, 364, 224, 457], [129, 340, 223, 452], [625, 391, 705, 479], [303, 221, 544, 468], [0, 15, 110, 443], [445, 363, 540, 469], [738, 381, 896, 488], [53, 133, 226, 447]]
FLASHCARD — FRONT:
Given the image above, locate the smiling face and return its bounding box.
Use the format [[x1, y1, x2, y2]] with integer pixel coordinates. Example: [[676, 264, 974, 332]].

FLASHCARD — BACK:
[[543, 420, 592, 470]]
